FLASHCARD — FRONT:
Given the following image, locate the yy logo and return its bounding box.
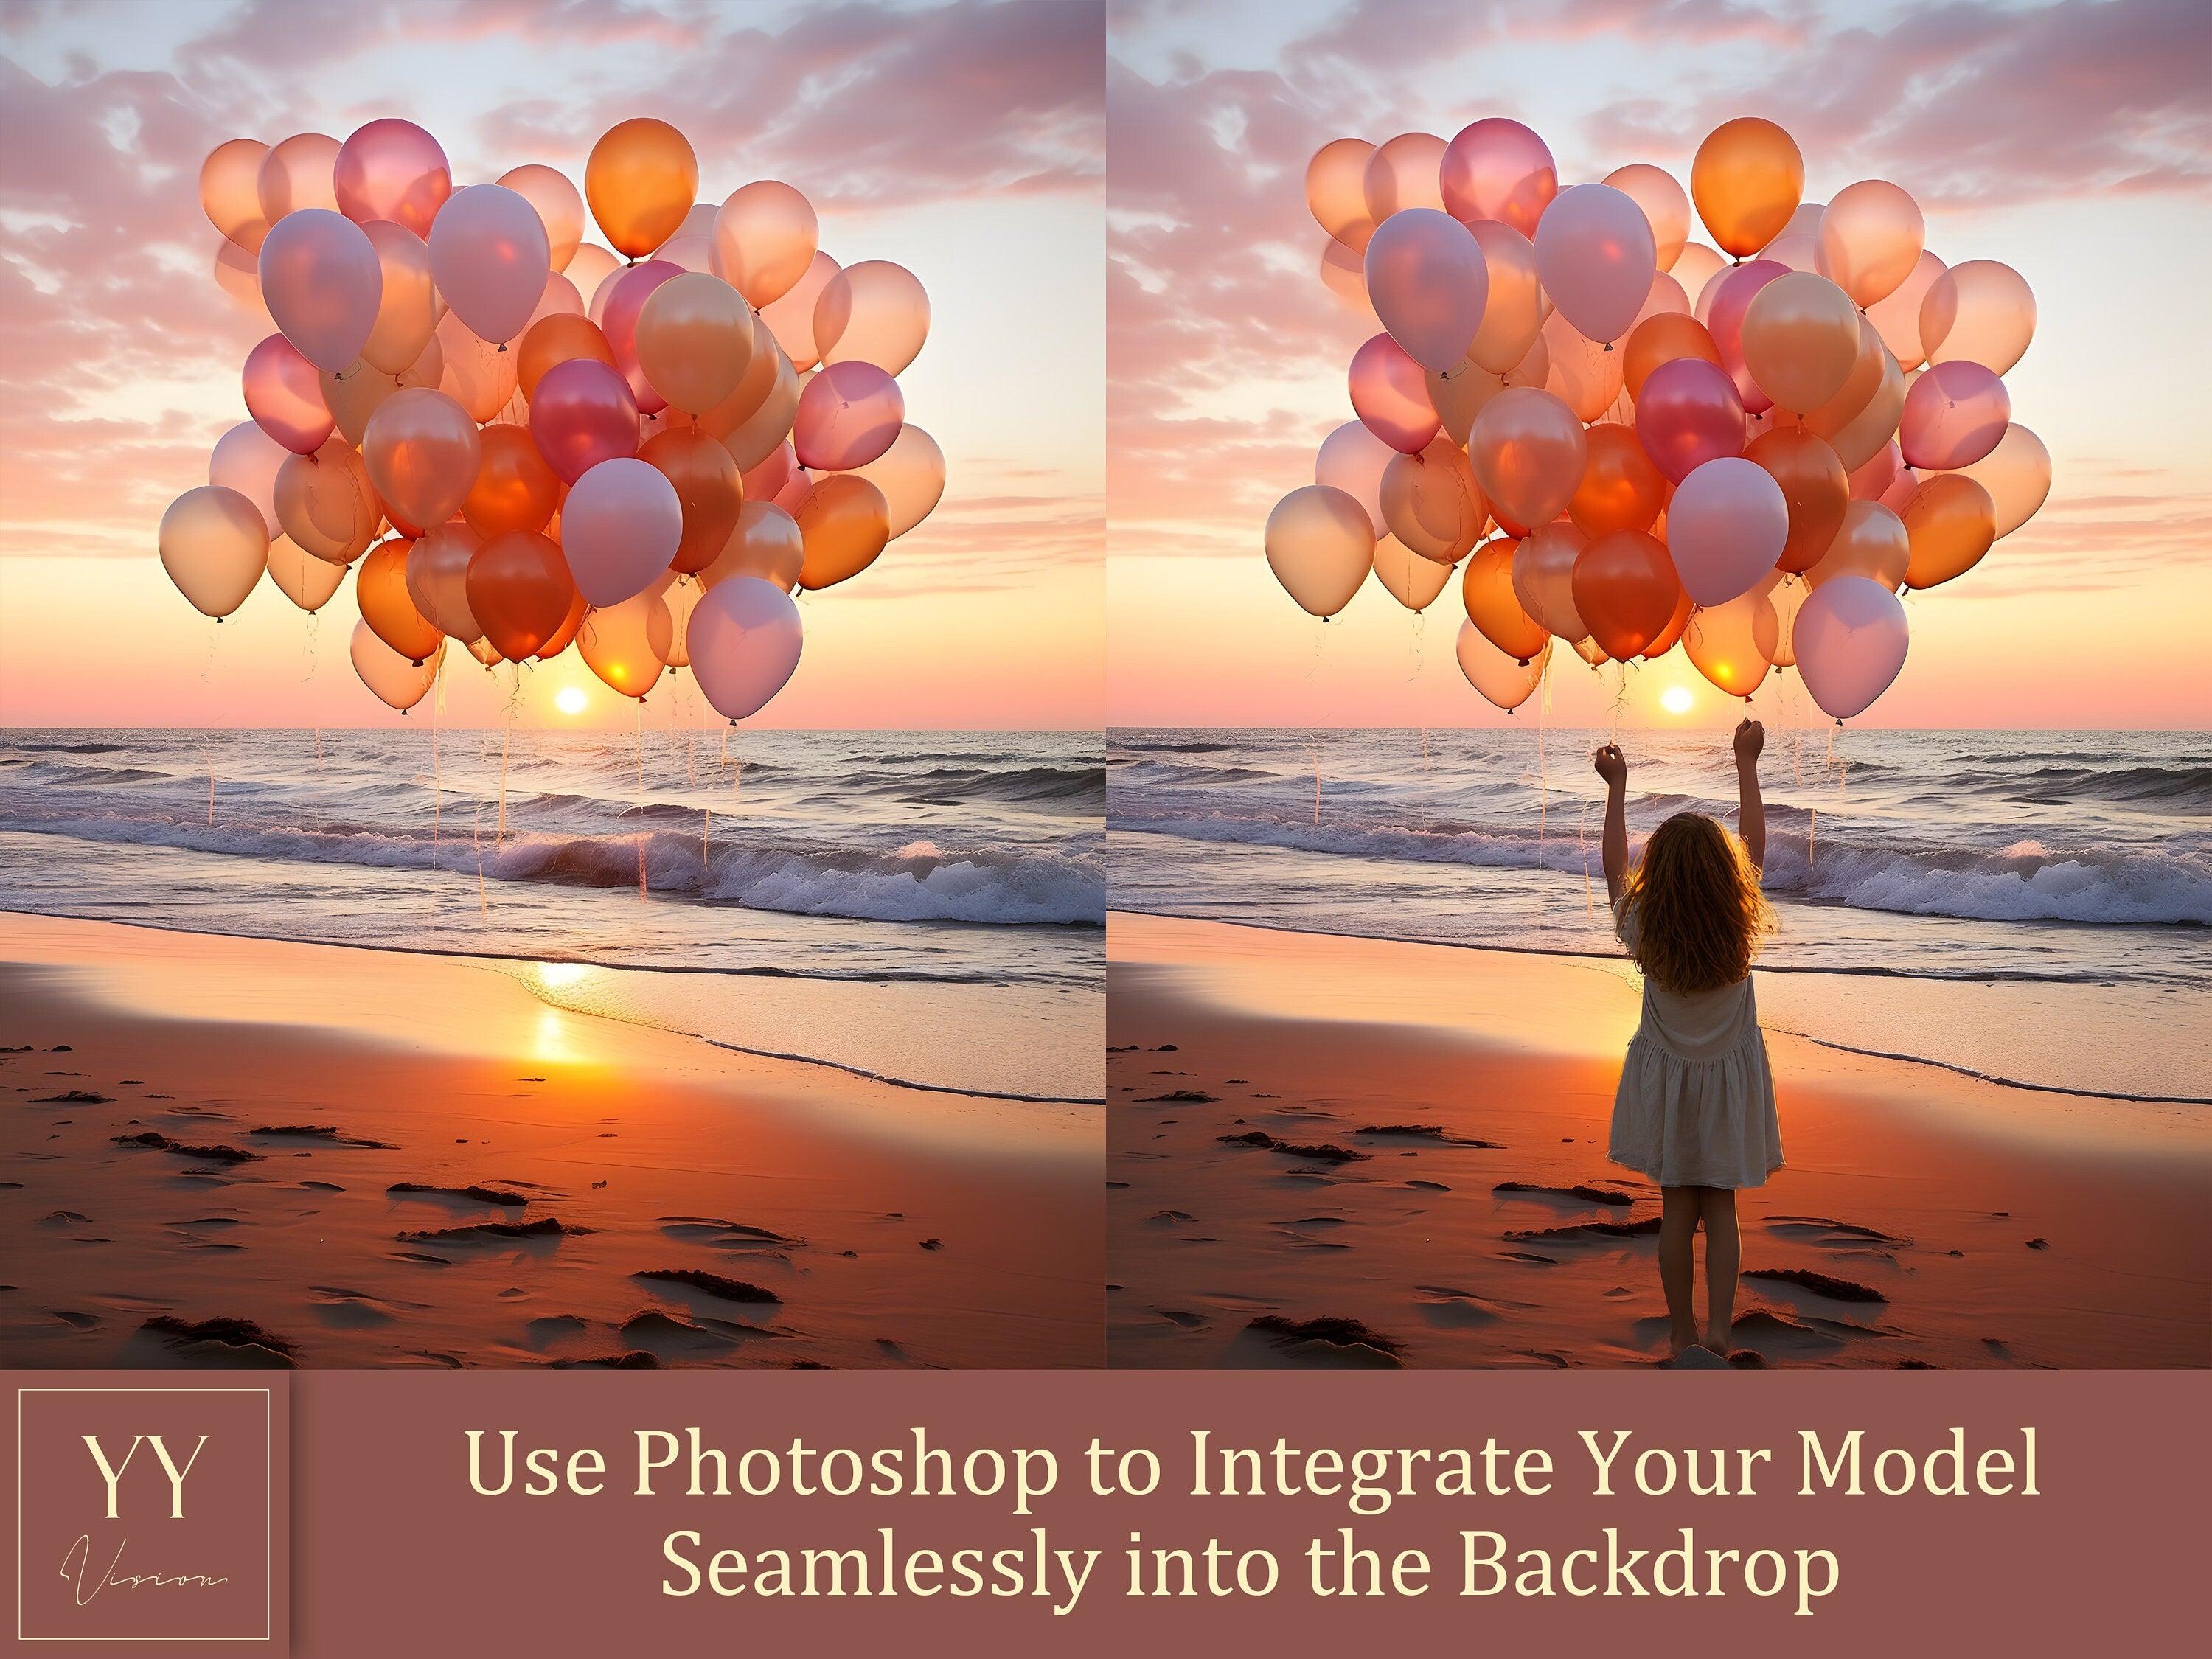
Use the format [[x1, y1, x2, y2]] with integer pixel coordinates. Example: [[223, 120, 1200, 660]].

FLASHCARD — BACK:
[[81, 1432, 210, 1520]]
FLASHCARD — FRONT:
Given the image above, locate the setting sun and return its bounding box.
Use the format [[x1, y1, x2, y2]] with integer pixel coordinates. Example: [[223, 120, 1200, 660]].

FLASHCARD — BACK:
[[554, 686, 588, 717], [1660, 685, 1695, 715]]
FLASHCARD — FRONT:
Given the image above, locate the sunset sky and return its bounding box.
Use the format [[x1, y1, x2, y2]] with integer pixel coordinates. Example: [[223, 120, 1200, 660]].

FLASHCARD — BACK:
[[1106, 0, 2211, 729], [0, 0, 1102, 730]]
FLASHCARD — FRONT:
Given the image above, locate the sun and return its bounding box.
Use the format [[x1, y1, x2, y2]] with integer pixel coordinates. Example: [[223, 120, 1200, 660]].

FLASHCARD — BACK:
[[1660, 685, 1695, 716], [554, 686, 588, 717]]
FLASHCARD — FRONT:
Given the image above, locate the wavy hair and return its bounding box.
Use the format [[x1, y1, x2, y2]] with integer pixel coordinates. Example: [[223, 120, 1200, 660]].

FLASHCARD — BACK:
[[1620, 812, 1774, 995]]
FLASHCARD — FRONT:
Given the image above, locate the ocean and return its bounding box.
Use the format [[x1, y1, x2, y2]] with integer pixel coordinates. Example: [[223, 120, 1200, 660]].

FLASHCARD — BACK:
[[1106, 728, 2211, 1103], [0, 728, 1104, 1102]]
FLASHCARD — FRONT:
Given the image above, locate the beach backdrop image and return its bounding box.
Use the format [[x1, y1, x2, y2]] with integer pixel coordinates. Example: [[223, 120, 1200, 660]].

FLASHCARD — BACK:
[[0, 0, 1105, 1369], [1105, 1, 2208, 1370]]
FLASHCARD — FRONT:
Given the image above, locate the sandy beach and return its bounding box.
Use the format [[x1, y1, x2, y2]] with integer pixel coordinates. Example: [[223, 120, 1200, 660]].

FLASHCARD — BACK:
[[0, 911, 1101, 1369], [1106, 912, 2210, 1370]]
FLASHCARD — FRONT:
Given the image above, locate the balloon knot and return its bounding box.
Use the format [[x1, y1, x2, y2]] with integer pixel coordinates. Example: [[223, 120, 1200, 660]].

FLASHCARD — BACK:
[[496, 341, 507, 353], [1601, 341, 1613, 352]]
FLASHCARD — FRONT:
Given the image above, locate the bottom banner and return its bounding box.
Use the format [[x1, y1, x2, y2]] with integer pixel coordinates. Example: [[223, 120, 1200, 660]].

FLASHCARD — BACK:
[[5, 1369, 2198, 1652]]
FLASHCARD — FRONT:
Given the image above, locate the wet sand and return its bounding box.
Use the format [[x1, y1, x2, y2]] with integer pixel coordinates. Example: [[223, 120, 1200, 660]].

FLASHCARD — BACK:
[[1106, 913, 2210, 1370], [0, 912, 1100, 1369]]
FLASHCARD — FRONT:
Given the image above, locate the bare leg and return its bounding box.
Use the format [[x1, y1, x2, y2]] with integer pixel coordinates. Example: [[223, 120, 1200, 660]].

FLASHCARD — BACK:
[[1658, 1186, 1700, 1355], [1697, 1186, 1739, 1354]]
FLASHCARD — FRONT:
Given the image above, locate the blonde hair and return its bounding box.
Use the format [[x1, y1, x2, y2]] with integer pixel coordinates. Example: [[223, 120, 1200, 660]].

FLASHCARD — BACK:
[[1621, 812, 1774, 995]]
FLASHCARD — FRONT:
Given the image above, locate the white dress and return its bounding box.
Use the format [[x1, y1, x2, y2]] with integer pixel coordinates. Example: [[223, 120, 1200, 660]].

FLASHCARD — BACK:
[[1607, 895, 1783, 1189]]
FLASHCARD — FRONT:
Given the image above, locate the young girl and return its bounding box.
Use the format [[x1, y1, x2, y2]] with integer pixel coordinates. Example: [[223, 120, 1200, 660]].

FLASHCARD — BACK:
[[1593, 720, 1779, 1363]]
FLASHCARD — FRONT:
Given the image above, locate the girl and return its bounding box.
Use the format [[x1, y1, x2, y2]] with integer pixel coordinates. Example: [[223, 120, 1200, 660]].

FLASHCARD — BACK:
[[1593, 720, 1779, 1363]]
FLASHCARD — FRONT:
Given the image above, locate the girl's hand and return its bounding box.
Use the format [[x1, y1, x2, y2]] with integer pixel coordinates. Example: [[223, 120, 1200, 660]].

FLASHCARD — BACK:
[[1593, 743, 1627, 787], [1733, 718, 1764, 768]]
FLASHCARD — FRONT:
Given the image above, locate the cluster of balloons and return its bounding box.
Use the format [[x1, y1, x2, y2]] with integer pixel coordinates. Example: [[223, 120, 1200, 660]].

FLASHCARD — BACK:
[[1272, 116, 2047, 720], [167, 117, 945, 719]]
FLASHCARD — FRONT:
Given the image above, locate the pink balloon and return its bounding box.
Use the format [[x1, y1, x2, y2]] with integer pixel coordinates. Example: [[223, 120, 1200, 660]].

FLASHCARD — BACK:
[[1532, 182, 1656, 344], [1363, 207, 1487, 372], [1348, 333, 1440, 453], [427, 184, 550, 345], [256, 207, 382, 372], [1848, 439, 1909, 503], [1898, 359, 2010, 470], [791, 360, 905, 472], [1792, 574, 1909, 720], [688, 575, 803, 721], [333, 118, 451, 237], [1704, 259, 1788, 413], [560, 456, 683, 606], [1634, 355, 1744, 481], [529, 356, 640, 482], [1667, 456, 1789, 605], [1439, 118, 1557, 237], [1314, 420, 1394, 536], [598, 259, 683, 414], [242, 333, 335, 453], [208, 420, 288, 537]]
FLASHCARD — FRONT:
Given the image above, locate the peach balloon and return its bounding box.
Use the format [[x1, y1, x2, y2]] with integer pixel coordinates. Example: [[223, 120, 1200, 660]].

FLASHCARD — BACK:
[[1541, 309, 1624, 422], [1920, 259, 2036, 375], [1865, 249, 1947, 370], [1305, 137, 1377, 251], [815, 260, 931, 378], [1512, 520, 1590, 642], [1632, 355, 1743, 483], [703, 500, 807, 592], [1899, 359, 2010, 470], [751, 250, 838, 370], [257, 208, 383, 372], [1739, 271, 1860, 414], [1622, 311, 1722, 400], [1456, 619, 1551, 711], [275, 438, 380, 564], [159, 485, 268, 619], [467, 530, 577, 661], [720, 338, 801, 472], [318, 342, 438, 447], [1439, 119, 1556, 237], [358, 220, 437, 373], [265, 534, 347, 612], [1425, 344, 1546, 447], [1902, 473, 1997, 589], [1671, 243, 1727, 313], [356, 537, 444, 663], [201, 138, 271, 253], [635, 271, 755, 415], [1573, 529, 1682, 661], [529, 356, 639, 483], [1463, 219, 1544, 375], [1816, 179, 1924, 307], [566, 243, 622, 313], [741, 440, 803, 510], [209, 421, 288, 539], [1314, 420, 1394, 535], [578, 590, 668, 699], [1469, 386, 1586, 534], [212, 239, 271, 323], [434, 309, 518, 422], [793, 359, 905, 472], [1461, 538, 1548, 662], [647, 570, 697, 666], [1380, 437, 1485, 563], [796, 473, 894, 591], [498, 164, 585, 271], [257, 133, 341, 226], [1745, 425, 1848, 574], [846, 424, 946, 539], [1848, 439, 1910, 506], [1372, 535, 1456, 611], [1690, 117, 1803, 257], [1571, 423, 1667, 538], [464, 423, 561, 538], [1806, 499, 1910, 591], [517, 312, 616, 400], [243, 333, 335, 454], [640, 425, 743, 574], [364, 386, 480, 534], [333, 119, 451, 238], [1348, 333, 1440, 454], [350, 619, 445, 712], [1954, 424, 2051, 539], [1604, 164, 1691, 272], [710, 180, 819, 307], [1685, 589, 1776, 698], [585, 118, 698, 258], [1361, 132, 1447, 222], [406, 521, 486, 641], [1265, 484, 1374, 618]]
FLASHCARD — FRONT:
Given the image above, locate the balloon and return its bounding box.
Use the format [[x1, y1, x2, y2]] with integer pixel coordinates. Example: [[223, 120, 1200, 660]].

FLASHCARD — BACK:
[[529, 355, 639, 482], [1863, 249, 1947, 372], [639, 425, 742, 574], [1512, 520, 1590, 641], [1265, 484, 1374, 618], [1848, 439, 1910, 506], [710, 180, 818, 306], [741, 440, 807, 515], [462, 423, 560, 538], [1745, 425, 1848, 574], [815, 260, 931, 377], [1425, 342, 1546, 445], [356, 536, 444, 662], [465, 637, 505, 668], [1571, 422, 1666, 537], [354, 220, 436, 373], [364, 386, 480, 534], [518, 312, 616, 400], [1633, 355, 1743, 482], [846, 425, 946, 538], [264, 534, 347, 611], [1667, 456, 1789, 605], [651, 203, 718, 274], [566, 243, 622, 313], [1899, 359, 2010, 470], [1806, 499, 1910, 591], [1629, 269, 1691, 335], [1380, 437, 1485, 563], [560, 456, 682, 606], [434, 309, 519, 422], [467, 530, 577, 661], [1463, 220, 1543, 374], [427, 183, 550, 346], [1644, 582, 1696, 658], [1902, 473, 1997, 589], [1362, 132, 1447, 221], [1361, 208, 1486, 372], [635, 271, 754, 414], [257, 133, 341, 225], [209, 422, 288, 539], [792, 359, 905, 471], [703, 501, 807, 591], [274, 437, 380, 563], [1456, 620, 1551, 710], [689, 576, 803, 720], [1604, 164, 1691, 271], [1691, 117, 1803, 257], [1306, 137, 1378, 251], [585, 118, 698, 258], [578, 589, 668, 699], [1541, 309, 1624, 422], [498, 164, 584, 272], [1739, 271, 1860, 413], [159, 486, 268, 619], [1468, 386, 1585, 533], [1533, 182, 1656, 344], [1366, 535, 1453, 611], [257, 209, 382, 372], [590, 260, 682, 411], [1815, 180, 1924, 308], [1756, 232, 1821, 274], [1789, 311, 1902, 471], [1461, 538, 1548, 661], [1314, 420, 1395, 535], [317, 340, 438, 445], [647, 571, 696, 665], [201, 138, 271, 252], [1794, 575, 1907, 719], [1921, 259, 2035, 374], [1573, 529, 1681, 660], [350, 619, 444, 712], [1622, 311, 1722, 400], [333, 119, 450, 238], [212, 238, 271, 324], [242, 333, 335, 454], [1684, 588, 1777, 698], [1704, 259, 1787, 412], [1954, 425, 2051, 539], [1348, 333, 1440, 453], [795, 474, 894, 591], [754, 250, 841, 370], [539, 585, 588, 658], [1439, 119, 1556, 237], [406, 521, 485, 641], [720, 337, 801, 472], [1671, 243, 1726, 311]]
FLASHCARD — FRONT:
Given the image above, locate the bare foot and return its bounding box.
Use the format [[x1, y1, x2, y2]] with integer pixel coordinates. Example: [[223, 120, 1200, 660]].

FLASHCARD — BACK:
[[1670, 1326, 1700, 1359], [1700, 1329, 1734, 1359]]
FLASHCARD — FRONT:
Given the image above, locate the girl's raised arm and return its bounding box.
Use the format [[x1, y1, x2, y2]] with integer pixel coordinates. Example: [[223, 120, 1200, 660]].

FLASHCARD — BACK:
[[1734, 718, 1766, 873], [1594, 742, 1629, 905]]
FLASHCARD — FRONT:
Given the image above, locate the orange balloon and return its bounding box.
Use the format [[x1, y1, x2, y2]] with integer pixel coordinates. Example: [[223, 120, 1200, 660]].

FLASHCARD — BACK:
[[1459, 538, 1548, 662], [1467, 387, 1586, 535], [465, 424, 561, 538], [577, 590, 667, 699], [1685, 589, 1777, 698], [584, 118, 698, 258], [636, 271, 755, 414], [1569, 424, 1666, 537], [1690, 117, 1804, 257], [703, 501, 806, 591], [640, 425, 743, 574], [1806, 499, 1910, 591], [1380, 437, 1486, 563], [1622, 311, 1721, 400], [540, 584, 588, 659], [1745, 425, 1848, 574], [1644, 582, 1694, 658], [1739, 271, 1860, 414], [1572, 529, 1682, 660], [275, 437, 381, 564], [1541, 308, 1624, 422], [1901, 473, 1997, 590], [356, 537, 444, 664], [795, 474, 891, 591], [364, 386, 481, 535], [466, 530, 577, 661], [517, 313, 616, 400]]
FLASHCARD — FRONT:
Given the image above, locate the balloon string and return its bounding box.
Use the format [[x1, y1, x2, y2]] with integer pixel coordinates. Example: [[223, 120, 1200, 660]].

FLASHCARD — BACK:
[[473, 804, 487, 919], [635, 698, 644, 792], [1579, 799, 1593, 915], [431, 655, 443, 848], [498, 669, 515, 846]]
